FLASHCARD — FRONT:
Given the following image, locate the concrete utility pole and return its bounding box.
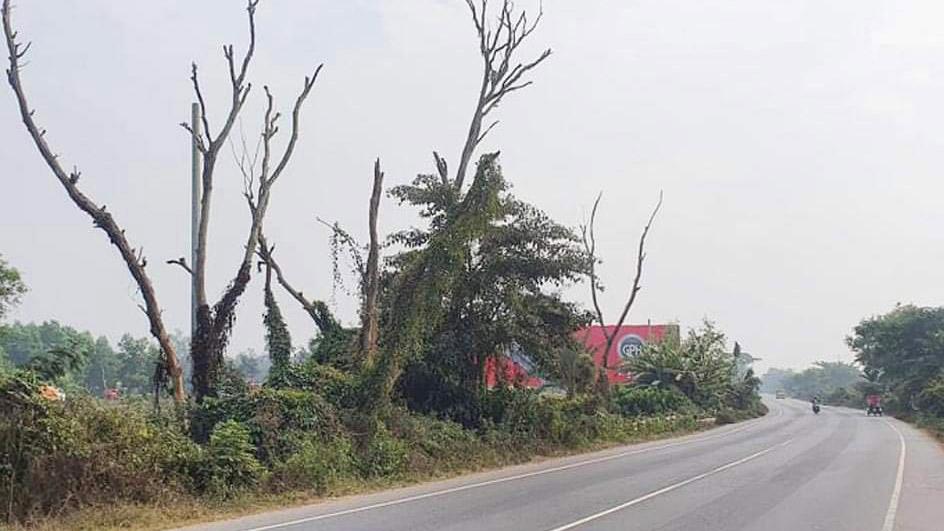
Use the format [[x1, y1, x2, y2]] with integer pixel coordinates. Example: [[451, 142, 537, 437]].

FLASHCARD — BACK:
[[190, 102, 202, 340]]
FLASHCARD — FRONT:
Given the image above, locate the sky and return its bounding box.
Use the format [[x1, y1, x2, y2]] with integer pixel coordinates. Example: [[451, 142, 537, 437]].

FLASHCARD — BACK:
[[3, 0, 944, 373]]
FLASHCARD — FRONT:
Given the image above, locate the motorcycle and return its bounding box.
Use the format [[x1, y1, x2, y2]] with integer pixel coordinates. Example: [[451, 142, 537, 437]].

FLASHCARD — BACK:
[[812, 402, 821, 414]]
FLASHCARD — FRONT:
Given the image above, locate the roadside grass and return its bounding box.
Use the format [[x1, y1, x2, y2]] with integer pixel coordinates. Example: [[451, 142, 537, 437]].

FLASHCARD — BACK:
[[7, 414, 730, 531]]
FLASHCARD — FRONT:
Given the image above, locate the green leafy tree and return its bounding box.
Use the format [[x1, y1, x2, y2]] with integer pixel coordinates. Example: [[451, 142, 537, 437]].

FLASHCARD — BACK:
[[114, 334, 159, 395], [760, 367, 795, 393], [848, 304, 944, 405], [383, 154, 590, 424], [777, 361, 862, 401], [82, 336, 118, 394], [231, 349, 269, 384], [627, 321, 736, 409], [0, 255, 27, 322]]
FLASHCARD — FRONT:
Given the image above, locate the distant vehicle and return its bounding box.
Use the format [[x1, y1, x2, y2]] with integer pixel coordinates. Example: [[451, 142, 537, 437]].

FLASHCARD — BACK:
[[866, 394, 883, 416], [775, 390, 786, 399]]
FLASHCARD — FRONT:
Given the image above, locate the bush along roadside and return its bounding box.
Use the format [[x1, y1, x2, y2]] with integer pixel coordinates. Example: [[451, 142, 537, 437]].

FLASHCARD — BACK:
[[0, 362, 763, 529]]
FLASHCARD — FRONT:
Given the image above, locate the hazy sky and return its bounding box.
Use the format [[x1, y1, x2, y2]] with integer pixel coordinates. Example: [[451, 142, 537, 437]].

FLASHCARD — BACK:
[[3, 0, 943, 372]]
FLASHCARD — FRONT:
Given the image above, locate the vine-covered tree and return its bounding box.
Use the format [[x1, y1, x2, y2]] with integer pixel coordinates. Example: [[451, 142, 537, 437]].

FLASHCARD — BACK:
[[381, 154, 590, 424], [261, 255, 292, 382]]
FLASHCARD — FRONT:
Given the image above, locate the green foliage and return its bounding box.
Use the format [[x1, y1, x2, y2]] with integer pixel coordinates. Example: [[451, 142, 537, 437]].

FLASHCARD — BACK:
[[0, 320, 94, 368], [263, 274, 293, 381], [626, 321, 734, 409], [192, 388, 342, 457], [916, 372, 944, 417], [381, 153, 590, 421], [306, 328, 358, 372], [714, 408, 738, 425], [355, 424, 408, 478], [384, 409, 486, 472], [23, 341, 88, 382], [759, 367, 794, 394], [0, 374, 200, 524], [552, 347, 597, 397], [0, 254, 27, 322], [848, 304, 944, 410], [768, 361, 863, 401], [270, 361, 357, 408], [269, 435, 354, 493], [199, 420, 265, 498], [727, 368, 763, 410], [612, 385, 695, 417], [0, 322, 170, 397]]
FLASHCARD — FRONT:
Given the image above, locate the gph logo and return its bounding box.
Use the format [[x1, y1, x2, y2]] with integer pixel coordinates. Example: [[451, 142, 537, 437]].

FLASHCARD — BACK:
[[617, 334, 645, 360]]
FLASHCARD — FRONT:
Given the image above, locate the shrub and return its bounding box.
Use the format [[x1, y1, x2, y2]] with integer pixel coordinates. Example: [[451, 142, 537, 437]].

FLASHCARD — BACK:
[[269, 435, 354, 493], [715, 408, 737, 425], [192, 387, 342, 462], [612, 385, 696, 417], [198, 420, 265, 498], [356, 424, 408, 478], [269, 362, 357, 409], [1, 371, 199, 523]]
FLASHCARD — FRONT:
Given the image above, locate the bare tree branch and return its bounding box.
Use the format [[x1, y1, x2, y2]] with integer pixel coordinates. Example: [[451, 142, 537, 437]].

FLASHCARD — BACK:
[[167, 257, 194, 275], [581, 193, 610, 348], [453, 0, 551, 190], [582, 191, 664, 392], [190, 0, 260, 313], [2, 0, 185, 403]]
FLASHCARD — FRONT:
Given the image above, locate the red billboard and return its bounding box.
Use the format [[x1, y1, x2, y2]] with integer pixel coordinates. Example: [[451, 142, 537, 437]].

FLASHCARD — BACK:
[[577, 324, 677, 384], [484, 323, 678, 389]]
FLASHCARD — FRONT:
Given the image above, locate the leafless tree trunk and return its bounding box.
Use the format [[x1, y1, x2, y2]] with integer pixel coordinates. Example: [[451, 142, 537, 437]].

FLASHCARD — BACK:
[[4, 0, 321, 403], [186, 56, 321, 400], [358, 159, 384, 361], [2, 0, 186, 403], [581, 191, 664, 393], [450, 0, 551, 190]]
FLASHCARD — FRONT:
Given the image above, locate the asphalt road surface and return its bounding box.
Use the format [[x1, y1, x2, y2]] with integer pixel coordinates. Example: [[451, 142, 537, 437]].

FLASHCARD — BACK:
[[179, 398, 944, 531]]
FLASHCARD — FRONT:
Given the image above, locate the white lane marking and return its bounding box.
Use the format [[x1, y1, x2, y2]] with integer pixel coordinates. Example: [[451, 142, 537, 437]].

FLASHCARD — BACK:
[[241, 414, 782, 531], [545, 439, 795, 531], [881, 419, 907, 531]]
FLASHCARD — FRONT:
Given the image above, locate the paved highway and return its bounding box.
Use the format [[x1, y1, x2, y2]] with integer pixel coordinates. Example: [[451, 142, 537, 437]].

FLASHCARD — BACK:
[[179, 398, 944, 531]]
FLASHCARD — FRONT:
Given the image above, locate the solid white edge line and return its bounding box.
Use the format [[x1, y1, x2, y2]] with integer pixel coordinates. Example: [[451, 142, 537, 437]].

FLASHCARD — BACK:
[[881, 419, 907, 531], [544, 439, 794, 531], [240, 409, 782, 531]]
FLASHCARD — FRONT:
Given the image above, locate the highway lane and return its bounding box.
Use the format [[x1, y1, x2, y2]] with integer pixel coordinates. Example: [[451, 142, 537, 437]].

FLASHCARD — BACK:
[[178, 398, 944, 531]]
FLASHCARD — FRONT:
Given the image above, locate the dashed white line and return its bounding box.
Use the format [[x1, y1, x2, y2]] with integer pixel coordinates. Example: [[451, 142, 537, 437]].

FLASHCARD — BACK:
[[240, 412, 781, 531], [544, 439, 795, 531]]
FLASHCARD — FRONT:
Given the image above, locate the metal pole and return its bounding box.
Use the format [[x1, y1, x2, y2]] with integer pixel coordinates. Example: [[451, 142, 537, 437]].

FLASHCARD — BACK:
[[190, 103, 201, 340]]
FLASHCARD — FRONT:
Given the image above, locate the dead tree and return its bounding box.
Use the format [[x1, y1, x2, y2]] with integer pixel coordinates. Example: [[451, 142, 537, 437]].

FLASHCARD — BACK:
[[358, 159, 384, 361], [450, 0, 551, 190], [186, 55, 321, 401], [581, 191, 664, 393], [2, 0, 186, 403]]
